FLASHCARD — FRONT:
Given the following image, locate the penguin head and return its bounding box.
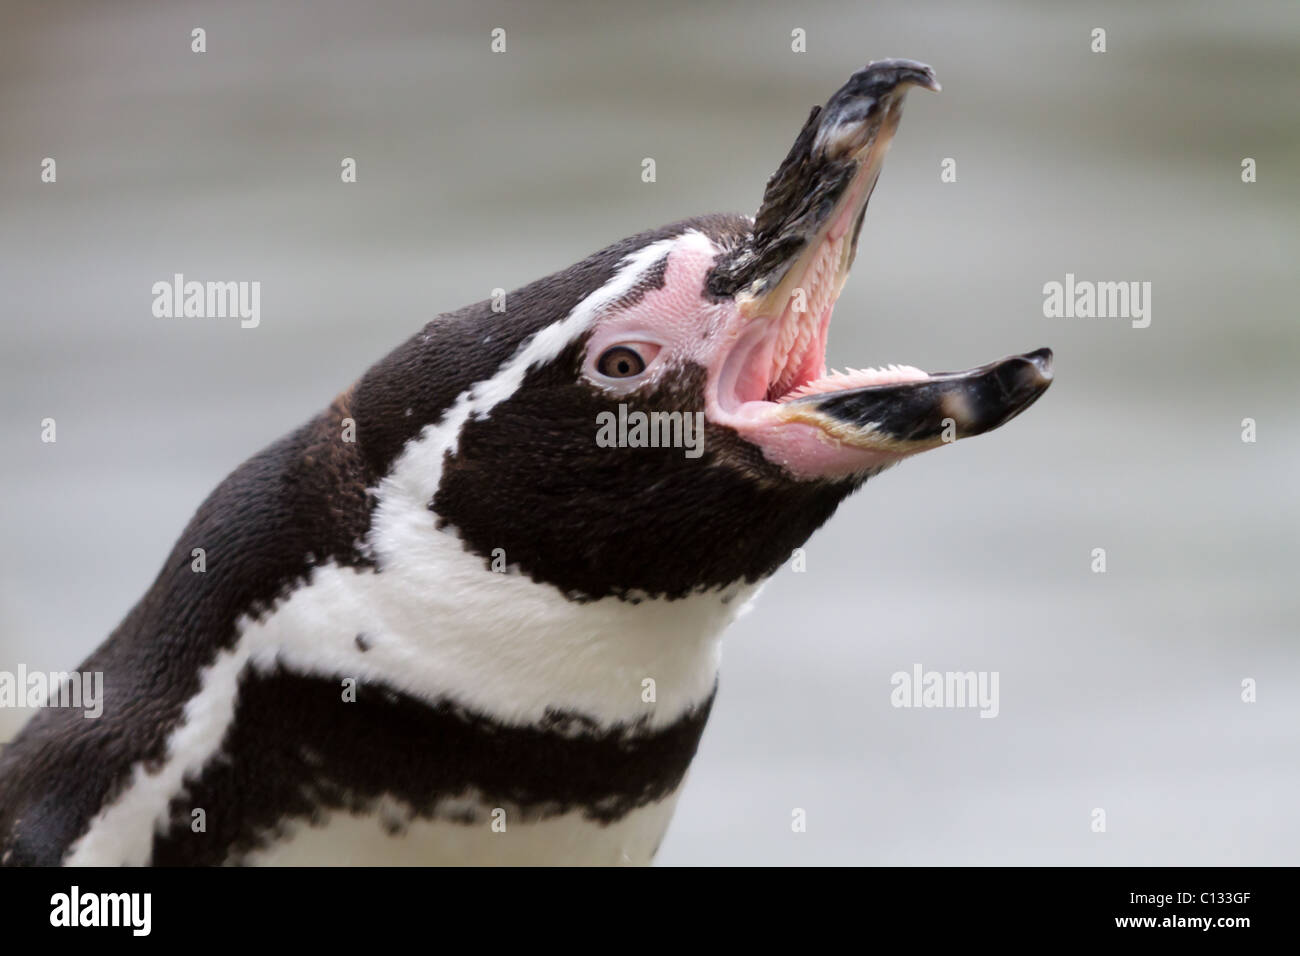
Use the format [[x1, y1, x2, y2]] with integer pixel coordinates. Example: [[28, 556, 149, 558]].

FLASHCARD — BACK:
[[383, 61, 1052, 600], [575, 60, 1051, 482]]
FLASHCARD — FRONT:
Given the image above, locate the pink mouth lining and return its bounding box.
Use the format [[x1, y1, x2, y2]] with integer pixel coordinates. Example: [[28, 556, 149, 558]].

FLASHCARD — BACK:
[[703, 228, 936, 479], [710, 230, 930, 424]]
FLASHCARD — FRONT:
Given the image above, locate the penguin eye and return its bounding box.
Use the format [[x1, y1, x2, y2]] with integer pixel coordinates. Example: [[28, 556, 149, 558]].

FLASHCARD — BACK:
[[597, 346, 648, 378]]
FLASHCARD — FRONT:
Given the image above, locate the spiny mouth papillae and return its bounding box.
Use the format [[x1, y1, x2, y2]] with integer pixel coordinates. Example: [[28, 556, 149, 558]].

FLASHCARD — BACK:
[[710, 59, 1052, 455], [763, 231, 928, 405]]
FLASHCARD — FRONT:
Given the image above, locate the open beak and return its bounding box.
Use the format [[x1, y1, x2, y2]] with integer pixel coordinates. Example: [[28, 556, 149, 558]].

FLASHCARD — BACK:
[[706, 59, 1052, 470]]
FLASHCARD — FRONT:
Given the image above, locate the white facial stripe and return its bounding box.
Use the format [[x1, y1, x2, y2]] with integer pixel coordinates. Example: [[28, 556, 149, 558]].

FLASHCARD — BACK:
[[458, 237, 678, 446], [65, 233, 752, 866]]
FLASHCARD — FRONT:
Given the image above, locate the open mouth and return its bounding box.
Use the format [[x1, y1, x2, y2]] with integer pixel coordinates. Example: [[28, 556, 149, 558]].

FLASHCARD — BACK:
[[707, 60, 1052, 474]]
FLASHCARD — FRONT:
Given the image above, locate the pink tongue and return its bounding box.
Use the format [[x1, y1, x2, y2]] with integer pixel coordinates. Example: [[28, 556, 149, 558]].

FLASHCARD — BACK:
[[778, 364, 929, 402]]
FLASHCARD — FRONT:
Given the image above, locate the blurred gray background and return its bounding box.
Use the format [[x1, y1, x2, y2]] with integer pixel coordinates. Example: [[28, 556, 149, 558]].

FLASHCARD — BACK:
[[2, 0, 1297, 864]]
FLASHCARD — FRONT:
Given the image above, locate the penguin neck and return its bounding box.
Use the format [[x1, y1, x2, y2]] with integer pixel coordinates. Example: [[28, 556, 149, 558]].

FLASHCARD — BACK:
[[216, 372, 765, 730]]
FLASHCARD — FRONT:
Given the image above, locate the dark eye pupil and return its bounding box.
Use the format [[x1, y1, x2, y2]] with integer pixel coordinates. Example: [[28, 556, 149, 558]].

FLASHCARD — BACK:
[[599, 347, 645, 378]]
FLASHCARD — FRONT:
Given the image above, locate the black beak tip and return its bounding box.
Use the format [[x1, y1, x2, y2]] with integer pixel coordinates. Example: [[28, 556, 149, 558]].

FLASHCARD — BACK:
[[1022, 347, 1054, 385]]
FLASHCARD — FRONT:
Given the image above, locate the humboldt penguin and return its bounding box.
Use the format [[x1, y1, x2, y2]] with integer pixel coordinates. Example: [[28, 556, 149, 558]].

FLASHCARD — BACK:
[[0, 59, 1051, 865]]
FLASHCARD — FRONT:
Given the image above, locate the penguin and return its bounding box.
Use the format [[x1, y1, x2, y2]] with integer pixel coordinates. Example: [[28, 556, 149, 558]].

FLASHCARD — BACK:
[[0, 59, 1051, 866]]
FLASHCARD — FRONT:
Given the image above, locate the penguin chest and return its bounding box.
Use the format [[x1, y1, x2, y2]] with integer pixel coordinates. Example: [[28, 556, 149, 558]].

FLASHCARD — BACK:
[[66, 560, 753, 866], [204, 563, 739, 865]]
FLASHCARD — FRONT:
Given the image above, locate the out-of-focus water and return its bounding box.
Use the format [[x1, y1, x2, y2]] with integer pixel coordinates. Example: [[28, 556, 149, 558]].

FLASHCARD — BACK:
[[1, 0, 1297, 864]]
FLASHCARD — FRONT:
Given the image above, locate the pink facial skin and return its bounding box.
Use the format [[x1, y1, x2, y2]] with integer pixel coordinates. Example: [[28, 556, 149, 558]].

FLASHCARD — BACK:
[[581, 231, 931, 481]]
